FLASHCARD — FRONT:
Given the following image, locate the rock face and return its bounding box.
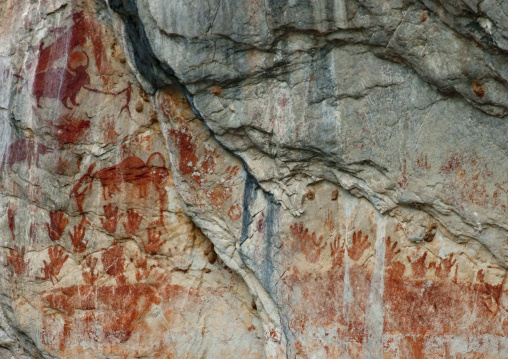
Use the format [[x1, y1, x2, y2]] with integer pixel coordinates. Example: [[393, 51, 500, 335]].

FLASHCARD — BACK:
[[2, 0, 508, 358]]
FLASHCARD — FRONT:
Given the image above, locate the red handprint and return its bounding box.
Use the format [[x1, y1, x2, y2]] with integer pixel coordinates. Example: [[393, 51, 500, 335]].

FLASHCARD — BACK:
[[39, 246, 69, 284], [100, 204, 120, 233], [69, 215, 91, 253], [82, 255, 99, 285], [435, 254, 457, 279], [407, 252, 431, 278], [134, 252, 152, 281], [385, 236, 405, 277], [124, 209, 143, 236], [330, 235, 343, 267], [101, 244, 124, 277], [6, 245, 30, 275], [225, 165, 240, 177], [290, 222, 326, 263], [385, 236, 400, 264], [348, 230, 371, 261], [144, 228, 163, 255], [46, 210, 69, 241]]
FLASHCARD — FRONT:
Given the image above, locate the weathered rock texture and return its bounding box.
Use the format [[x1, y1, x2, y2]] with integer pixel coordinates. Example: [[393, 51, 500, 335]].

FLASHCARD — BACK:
[[2, 0, 508, 358]]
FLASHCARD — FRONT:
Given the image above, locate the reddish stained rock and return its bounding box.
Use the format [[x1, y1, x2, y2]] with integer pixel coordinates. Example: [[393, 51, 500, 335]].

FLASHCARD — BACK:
[[201, 148, 216, 174], [82, 256, 99, 285], [29, 222, 38, 243], [70, 163, 95, 212], [100, 115, 119, 144], [407, 251, 432, 278], [329, 235, 344, 267], [439, 152, 505, 211], [42, 282, 161, 345], [1, 5, 264, 359], [434, 254, 457, 279], [382, 237, 506, 356]]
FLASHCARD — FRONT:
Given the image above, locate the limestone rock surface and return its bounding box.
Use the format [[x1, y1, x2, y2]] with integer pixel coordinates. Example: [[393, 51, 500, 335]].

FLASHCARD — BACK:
[[0, 1, 263, 358], [2, 0, 508, 358]]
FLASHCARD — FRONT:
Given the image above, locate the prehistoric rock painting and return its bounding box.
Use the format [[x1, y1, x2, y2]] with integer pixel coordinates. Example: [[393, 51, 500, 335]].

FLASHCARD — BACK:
[[157, 88, 245, 224], [155, 86, 508, 357], [5, 246, 30, 276], [46, 210, 68, 241], [33, 50, 91, 109], [1, 138, 53, 169], [6, 0, 508, 357], [69, 215, 90, 253], [275, 184, 508, 358], [38, 246, 69, 284], [52, 114, 91, 146], [1, 4, 263, 358]]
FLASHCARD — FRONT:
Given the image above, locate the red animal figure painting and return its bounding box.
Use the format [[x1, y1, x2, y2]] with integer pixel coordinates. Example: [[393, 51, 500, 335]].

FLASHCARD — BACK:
[[5, 245, 30, 275], [84, 81, 133, 117], [69, 215, 91, 253], [93, 153, 169, 223], [2, 138, 53, 169], [33, 51, 90, 109], [94, 153, 166, 198], [39, 246, 69, 284], [70, 154, 169, 225], [46, 210, 68, 241], [34, 11, 109, 79]]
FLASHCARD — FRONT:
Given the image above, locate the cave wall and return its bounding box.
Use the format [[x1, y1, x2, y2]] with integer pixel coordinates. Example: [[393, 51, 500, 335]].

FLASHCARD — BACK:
[[2, 0, 508, 358]]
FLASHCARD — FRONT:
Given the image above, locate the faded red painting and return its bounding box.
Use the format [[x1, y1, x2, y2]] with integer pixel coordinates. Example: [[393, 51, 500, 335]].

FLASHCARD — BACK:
[[46, 210, 68, 241]]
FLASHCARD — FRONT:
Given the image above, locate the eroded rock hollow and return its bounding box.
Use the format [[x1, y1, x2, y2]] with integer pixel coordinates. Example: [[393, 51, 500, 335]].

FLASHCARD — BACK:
[[2, 0, 508, 358]]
